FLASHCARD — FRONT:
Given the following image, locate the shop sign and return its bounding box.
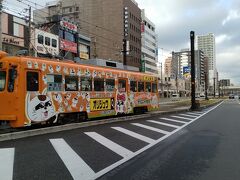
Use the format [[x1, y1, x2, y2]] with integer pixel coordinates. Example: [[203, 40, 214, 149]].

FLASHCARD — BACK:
[[60, 19, 77, 33], [2, 34, 24, 47], [90, 98, 111, 111], [60, 39, 77, 53]]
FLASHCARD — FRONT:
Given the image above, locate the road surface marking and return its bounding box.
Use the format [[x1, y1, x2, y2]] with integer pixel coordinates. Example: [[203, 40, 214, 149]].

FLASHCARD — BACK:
[[92, 102, 224, 179], [160, 117, 186, 124], [50, 139, 95, 180], [187, 112, 203, 116], [131, 123, 170, 134], [179, 113, 198, 118], [85, 132, 134, 158], [0, 148, 15, 180], [171, 115, 192, 121], [147, 120, 180, 128], [111, 127, 155, 144]]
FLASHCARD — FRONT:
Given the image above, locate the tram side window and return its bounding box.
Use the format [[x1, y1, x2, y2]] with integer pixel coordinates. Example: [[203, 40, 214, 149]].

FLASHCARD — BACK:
[[27, 72, 39, 91], [81, 77, 92, 91], [138, 82, 144, 92], [38, 35, 44, 44], [0, 71, 6, 91], [130, 81, 137, 92], [94, 78, 104, 91], [106, 79, 115, 91], [146, 82, 151, 92], [152, 83, 157, 93], [47, 74, 62, 91], [65, 76, 78, 91], [118, 79, 126, 92]]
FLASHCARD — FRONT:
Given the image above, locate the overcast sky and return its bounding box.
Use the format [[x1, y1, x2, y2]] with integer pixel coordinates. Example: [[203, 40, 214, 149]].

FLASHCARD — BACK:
[[5, 0, 240, 85], [136, 0, 240, 85]]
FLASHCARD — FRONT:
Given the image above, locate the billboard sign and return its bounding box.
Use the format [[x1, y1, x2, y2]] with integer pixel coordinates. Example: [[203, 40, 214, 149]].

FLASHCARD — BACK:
[[60, 39, 77, 53], [183, 66, 191, 79]]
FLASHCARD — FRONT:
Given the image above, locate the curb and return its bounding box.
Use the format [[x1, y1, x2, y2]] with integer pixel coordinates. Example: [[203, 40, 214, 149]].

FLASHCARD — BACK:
[[0, 100, 222, 142]]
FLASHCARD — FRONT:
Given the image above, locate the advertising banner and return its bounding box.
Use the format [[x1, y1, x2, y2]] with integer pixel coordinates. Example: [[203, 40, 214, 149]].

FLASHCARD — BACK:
[[60, 39, 77, 53], [90, 98, 112, 111]]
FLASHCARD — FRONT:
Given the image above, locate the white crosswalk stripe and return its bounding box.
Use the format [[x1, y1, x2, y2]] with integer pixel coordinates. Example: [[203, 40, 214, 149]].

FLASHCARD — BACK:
[[50, 139, 95, 180], [131, 123, 170, 134], [85, 132, 134, 158], [147, 120, 180, 128], [187, 112, 203, 116], [171, 116, 192, 121], [160, 117, 187, 124], [111, 127, 156, 144], [0, 148, 15, 180], [179, 113, 199, 118]]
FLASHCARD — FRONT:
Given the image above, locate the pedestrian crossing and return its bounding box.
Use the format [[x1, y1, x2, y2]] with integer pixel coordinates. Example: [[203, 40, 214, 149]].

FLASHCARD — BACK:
[[0, 108, 215, 180]]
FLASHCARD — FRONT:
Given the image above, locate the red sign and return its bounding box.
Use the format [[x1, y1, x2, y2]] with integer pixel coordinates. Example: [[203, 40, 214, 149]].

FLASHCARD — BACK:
[[141, 22, 145, 33], [60, 20, 78, 32], [60, 39, 77, 53]]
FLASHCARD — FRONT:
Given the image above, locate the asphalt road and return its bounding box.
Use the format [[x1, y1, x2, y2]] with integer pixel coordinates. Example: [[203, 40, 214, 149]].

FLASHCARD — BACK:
[[100, 99, 240, 180], [0, 99, 238, 180]]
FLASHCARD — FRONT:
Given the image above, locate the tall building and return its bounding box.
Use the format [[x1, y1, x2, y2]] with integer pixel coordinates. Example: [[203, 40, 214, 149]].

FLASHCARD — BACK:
[[172, 49, 205, 93], [164, 57, 172, 77], [34, 0, 142, 70], [141, 9, 158, 75], [197, 33, 217, 91]]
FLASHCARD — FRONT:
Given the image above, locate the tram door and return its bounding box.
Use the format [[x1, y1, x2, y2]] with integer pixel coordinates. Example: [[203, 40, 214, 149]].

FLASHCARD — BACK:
[[116, 78, 128, 114]]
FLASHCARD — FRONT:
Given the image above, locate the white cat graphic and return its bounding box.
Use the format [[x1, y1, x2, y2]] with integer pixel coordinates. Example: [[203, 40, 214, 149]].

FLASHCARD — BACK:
[[26, 93, 56, 123]]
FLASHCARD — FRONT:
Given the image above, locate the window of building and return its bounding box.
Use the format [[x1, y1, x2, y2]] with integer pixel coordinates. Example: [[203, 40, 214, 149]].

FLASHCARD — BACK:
[[27, 72, 39, 91], [138, 81, 144, 92], [118, 79, 126, 92], [81, 77, 92, 91], [106, 79, 115, 91], [94, 78, 104, 91], [152, 83, 157, 93], [65, 76, 78, 91], [52, 39, 57, 48], [130, 81, 137, 92], [76, 6, 79, 11], [47, 74, 62, 91], [146, 82, 151, 92], [0, 71, 6, 91], [45, 37, 50, 46], [38, 35, 44, 44], [65, 31, 75, 42], [69, 7, 72, 12]]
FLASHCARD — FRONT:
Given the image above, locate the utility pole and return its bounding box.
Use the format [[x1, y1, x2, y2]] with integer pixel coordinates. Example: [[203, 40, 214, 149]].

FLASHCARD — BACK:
[[160, 62, 163, 97], [0, 0, 3, 51], [213, 77, 216, 98], [204, 72, 208, 100], [190, 31, 197, 110], [28, 6, 31, 55]]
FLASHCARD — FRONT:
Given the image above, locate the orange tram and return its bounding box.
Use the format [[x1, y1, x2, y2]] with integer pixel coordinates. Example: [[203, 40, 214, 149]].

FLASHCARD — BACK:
[[0, 51, 160, 128]]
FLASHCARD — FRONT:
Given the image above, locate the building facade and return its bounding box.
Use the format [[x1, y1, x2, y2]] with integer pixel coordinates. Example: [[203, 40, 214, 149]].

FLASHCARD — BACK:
[[34, 0, 142, 70], [164, 56, 172, 77], [197, 33, 217, 91], [1, 12, 29, 55], [141, 9, 158, 75], [172, 49, 205, 95]]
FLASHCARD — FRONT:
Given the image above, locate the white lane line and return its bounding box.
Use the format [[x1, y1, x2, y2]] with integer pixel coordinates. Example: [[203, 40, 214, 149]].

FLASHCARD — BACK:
[[50, 139, 95, 180], [93, 101, 224, 179], [0, 148, 15, 180], [171, 115, 192, 121], [187, 112, 203, 116], [111, 127, 155, 144], [179, 114, 198, 118], [85, 132, 134, 158], [160, 118, 186, 124], [147, 120, 180, 128], [131, 123, 170, 134]]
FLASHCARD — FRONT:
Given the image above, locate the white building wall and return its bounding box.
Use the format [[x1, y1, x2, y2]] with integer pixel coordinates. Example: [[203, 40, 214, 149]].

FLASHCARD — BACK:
[[141, 9, 158, 75]]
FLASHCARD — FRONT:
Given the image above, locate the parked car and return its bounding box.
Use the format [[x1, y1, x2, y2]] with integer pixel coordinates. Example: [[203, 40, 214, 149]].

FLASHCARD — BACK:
[[229, 94, 234, 99]]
